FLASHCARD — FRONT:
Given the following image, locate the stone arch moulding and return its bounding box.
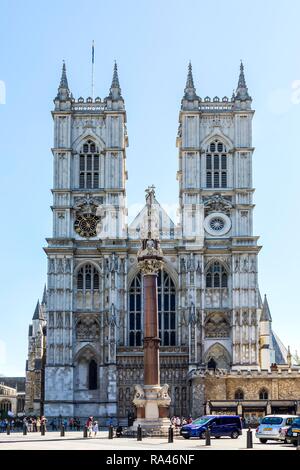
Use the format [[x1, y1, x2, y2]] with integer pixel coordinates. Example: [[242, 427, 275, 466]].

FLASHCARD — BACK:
[[73, 343, 99, 364], [201, 131, 234, 152], [72, 131, 105, 154], [204, 342, 231, 370], [127, 260, 178, 290], [73, 260, 101, 276], [204, 257, 230, 273]]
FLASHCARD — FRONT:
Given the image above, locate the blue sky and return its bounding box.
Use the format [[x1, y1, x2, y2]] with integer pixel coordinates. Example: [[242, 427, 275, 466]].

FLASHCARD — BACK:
[[0, 0, 299, 375]]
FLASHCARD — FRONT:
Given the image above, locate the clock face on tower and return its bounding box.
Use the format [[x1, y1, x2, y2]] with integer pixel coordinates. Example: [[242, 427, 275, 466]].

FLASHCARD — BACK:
[[74, 213, 100, 238]]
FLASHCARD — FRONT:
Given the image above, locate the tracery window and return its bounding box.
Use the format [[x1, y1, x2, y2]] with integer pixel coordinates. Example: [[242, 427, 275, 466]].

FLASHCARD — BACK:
[[128, 270, 176, 347], [129, 275, 142, 347], [79, 139, 100, 189], [234, 389, 244, 400], [158, 270, 176, 346], [77, 264, 100, 291], [259, 388, 268, 400], [206, 261, 228, 288], [206, 140, 228, 189]]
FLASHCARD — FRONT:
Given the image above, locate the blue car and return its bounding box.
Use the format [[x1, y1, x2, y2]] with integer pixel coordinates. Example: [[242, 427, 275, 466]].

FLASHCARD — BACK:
[[180, 415, 242, 439]]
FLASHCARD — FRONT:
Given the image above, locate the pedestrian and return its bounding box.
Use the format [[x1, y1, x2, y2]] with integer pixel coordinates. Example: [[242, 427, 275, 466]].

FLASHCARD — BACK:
[[116, 424, 123, 437], [69, 417, 74, 431], [36, 416, 41, 432], [32, 417, 37, 432], [86, 416, 93, 437], [92, 421, 98, 437], [41, 415, 47, 432]]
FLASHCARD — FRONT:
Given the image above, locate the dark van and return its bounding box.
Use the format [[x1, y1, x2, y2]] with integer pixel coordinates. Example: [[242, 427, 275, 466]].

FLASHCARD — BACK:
[[180, 415, 242, 439]]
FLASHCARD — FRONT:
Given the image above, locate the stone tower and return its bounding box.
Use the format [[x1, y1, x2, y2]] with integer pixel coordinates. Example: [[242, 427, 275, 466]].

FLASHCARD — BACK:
[[25, 287, 47, 415], [177, 61, 261, 371], [43, 61, 128, 420]]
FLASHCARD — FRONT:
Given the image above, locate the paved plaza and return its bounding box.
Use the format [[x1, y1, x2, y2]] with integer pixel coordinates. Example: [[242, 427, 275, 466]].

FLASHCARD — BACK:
[[0, 430, 296, 450]]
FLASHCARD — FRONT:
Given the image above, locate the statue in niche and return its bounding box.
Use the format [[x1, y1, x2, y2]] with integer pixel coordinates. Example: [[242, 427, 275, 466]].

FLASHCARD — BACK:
[[56, 313, 63, 328], [49, 259, 55, 274], [234, 258, 240, 273], [242, 311, 248, 325], [65, 258, 71, 273], [180, 258, 186, 273], [251, 311, 257, 326], [196, 309, 202, 329], [49, 313, 54, 327], [196, 260, 202, 274], [57, 259, 64, 273], [242, 257, 249, 272], [189, 302, 196, 325], [65, 312, 70, 328]]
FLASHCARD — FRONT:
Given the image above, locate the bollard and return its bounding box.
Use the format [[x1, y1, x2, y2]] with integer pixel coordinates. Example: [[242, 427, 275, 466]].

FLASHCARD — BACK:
[[246, 427, 253, 449], [60, 424, 65, 437], [83, 426, 88, 438], [6, 425, 10, 435], [297, 433, 300, 450], [168, 425, 173, 443], [23, 424, 27, 436], [137, 424, 142, 441], [108, 425, 113, 439], [41, 424, 45, 436], [205, 427, 211, 446]]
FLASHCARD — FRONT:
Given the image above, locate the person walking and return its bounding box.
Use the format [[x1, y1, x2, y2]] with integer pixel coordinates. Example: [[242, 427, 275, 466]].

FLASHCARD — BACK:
[[92, 421, 98, 438], [36, 417, 41, 432], [86, 416, 93, 437]]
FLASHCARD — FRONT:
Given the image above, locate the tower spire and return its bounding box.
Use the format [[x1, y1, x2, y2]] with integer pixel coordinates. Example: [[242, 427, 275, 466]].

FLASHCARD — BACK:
[[42, 284, 47, 305], [60, 60, 68, 88], [260, 294, 272, 322], [183, 61, 199, 101], [108, 61, 122, 100], [32, 300, 40, 320], [235, 60, 251, 101], [56, 60, 71, 101]]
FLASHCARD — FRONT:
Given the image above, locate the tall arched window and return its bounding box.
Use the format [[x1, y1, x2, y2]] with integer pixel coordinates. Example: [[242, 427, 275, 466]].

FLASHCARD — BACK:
[[206, 261, 228, 288], [79, 139, 100, 189], [77, 264, 100, 291], [129, 275, 142, 346], [259, 388, 268, 400], [206, 140, 228, 189], [88, 359, 98, 390], [234, 389, 244, 400], [158, 270, 176, 346], [128, 270, 176, 347]]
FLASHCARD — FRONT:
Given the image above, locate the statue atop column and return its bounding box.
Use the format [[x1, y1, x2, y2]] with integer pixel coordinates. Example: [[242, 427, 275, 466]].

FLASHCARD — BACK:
[[132, 186, 171, 434]]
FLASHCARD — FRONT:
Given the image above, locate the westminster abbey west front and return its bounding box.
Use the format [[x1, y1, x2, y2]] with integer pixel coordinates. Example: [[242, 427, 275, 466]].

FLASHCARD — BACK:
[[25, 61, 300, 426]]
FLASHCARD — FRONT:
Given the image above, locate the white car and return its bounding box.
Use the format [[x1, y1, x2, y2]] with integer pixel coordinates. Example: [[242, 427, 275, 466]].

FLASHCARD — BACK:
[[255, 415, 296, 443]]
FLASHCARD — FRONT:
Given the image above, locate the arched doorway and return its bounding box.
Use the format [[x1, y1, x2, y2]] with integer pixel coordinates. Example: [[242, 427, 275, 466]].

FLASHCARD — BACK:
[[205, 343, 231, 370]]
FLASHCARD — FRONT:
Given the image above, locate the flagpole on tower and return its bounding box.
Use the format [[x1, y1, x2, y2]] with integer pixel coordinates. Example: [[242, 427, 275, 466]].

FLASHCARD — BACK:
[[91, 40, 95, 100]]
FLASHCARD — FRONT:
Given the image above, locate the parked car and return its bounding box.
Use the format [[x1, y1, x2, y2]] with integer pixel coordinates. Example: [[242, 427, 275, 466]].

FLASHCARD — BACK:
[[285, 416, 300, 446], [180, 415, 242, 439], [255, 415, 296, 443]]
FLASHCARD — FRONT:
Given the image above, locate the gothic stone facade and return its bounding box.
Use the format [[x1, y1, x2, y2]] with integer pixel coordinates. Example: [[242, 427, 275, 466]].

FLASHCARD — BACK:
[[25, 62, 300, 422]]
